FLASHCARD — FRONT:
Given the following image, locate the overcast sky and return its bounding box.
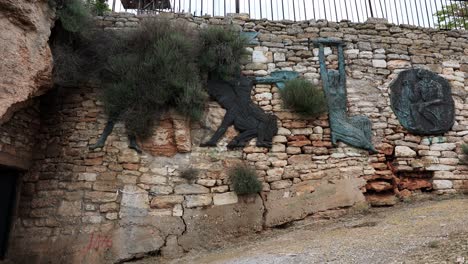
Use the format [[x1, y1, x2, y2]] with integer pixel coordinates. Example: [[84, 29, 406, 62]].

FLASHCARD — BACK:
[[110, 0, 452, 28]]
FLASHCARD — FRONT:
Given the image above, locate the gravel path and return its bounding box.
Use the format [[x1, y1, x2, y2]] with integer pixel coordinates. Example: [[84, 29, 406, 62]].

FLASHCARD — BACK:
[[163, 196, 468, 264]]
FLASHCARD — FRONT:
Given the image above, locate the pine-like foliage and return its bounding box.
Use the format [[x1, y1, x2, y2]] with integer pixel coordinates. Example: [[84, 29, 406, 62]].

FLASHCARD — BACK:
[[229, 165, 262, 195], [280, 79, 328, 118], [198, 26, 248, 80], [56, 0, 92, 33], [102, 19, 206, 138]]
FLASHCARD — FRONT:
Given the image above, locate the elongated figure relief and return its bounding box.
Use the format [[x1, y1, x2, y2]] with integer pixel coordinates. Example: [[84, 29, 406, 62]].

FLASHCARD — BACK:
[[314, 38, 377, 154]]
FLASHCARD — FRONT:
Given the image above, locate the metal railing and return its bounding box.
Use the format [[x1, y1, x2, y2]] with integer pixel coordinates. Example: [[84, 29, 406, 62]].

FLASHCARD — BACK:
[[120, 0, 468, 29]]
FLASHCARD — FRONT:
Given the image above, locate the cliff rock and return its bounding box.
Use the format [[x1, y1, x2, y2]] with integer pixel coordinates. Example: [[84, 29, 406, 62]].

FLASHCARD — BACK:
[[0, 0, 54, 124]]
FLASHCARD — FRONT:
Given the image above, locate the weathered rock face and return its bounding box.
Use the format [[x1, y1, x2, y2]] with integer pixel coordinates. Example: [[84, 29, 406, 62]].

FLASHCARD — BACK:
[[0, 0, 54, 124]]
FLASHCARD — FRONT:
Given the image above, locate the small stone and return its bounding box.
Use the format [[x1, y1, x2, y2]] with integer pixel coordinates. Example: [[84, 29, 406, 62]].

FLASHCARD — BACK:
[[366, 181, 393, 192], [372, 59, 387, 68], [270, 180, 292, 190], [286, 147, 302, 154], [211, 186, 229, 193], [395, 146, 416, 157], [77, 173, 97, 181], [118, 149, 140, 163], [432, 180, 453, 190], [213, 192, 238, 206], [273, 52, 286, 62], [271, 144, 286, 152], [366, 194, 398, 206], [196, 179, 216, 187], [150, 185, 173, 195], [140, 174, 167, 185], [58, 201, 82, 216]]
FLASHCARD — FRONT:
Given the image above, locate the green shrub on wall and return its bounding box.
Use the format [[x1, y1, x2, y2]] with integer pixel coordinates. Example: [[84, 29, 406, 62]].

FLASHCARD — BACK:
[[102, 19, 206, 138], [280, 79, 328, 118], [198, 26, 248, 80], [55, 0, 93, 33], [229, 165, 262, 195]]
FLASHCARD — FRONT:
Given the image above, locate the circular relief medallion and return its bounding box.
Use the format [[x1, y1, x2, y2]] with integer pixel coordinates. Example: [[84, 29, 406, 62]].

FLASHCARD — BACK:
[[390, 69, 455, 135]]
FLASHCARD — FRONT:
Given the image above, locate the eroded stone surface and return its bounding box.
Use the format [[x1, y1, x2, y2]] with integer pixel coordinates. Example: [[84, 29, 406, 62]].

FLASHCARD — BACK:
[[0, 0, 54, 124]]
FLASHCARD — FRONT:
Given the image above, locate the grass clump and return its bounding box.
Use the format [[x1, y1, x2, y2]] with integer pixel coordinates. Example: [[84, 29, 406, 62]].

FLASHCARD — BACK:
[[198, 26, 248, 80], [229, 165, 262, 195], [280, 79, 328, 118], [180, 168, 200, 183]]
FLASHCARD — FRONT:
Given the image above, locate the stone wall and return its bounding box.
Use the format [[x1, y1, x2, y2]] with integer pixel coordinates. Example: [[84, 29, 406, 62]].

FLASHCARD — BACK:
[[6, 12, 468, 264], [0, 100, 40, 170]]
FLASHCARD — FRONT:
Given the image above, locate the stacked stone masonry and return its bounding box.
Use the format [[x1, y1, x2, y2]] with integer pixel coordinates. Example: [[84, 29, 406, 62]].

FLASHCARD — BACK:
[[0, 100, 40, 170], [3, 12, 468, 263]]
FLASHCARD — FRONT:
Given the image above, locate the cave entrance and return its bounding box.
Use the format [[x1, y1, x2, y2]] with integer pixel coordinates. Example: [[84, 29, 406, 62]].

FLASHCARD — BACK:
[[0, 167, 19, 260]]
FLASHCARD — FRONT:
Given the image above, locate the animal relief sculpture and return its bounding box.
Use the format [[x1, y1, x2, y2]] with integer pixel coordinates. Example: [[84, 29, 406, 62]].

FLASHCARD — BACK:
[[314, 38, 377, 153], [390, 69, 454, 135], [200, 76, 278, 149]]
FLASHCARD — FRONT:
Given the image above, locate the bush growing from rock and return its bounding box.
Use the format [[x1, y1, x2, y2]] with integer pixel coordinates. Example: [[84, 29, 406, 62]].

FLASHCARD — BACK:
[[101, 18, 206, 138], [280, 79, 328, 118], [229, 165, 262, 195], [198, 26, 248, 80]]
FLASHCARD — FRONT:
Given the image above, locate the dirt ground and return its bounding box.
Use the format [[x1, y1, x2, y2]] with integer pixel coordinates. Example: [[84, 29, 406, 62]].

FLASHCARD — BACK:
[[149, 195, 468, 264]]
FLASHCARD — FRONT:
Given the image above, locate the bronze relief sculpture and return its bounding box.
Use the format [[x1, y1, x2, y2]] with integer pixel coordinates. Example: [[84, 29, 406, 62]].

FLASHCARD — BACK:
[[314, 38, 377, 153], [200, 76, 278, 149], [390, 69, 454, 135]]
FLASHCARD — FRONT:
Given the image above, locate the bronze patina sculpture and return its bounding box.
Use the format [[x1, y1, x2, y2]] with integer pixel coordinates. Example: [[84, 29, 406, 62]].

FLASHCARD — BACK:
[[314, 38, 377, 153], [390, 69, 454, 135], [255, 70, 300, 89], [201, 75, 278, 149], [90, 121, 142, 153]]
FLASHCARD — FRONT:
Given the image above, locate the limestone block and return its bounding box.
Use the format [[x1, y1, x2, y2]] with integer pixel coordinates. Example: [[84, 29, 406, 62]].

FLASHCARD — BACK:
[[111, 226, 165, 262], [179, 194, 264, 250], [174, 184, 209, 194], [430, 143, 456, 151], [273, 52, 286, 62], [263, 178, 365, 227], [150, 185, 173, 195], [213, 192, 238, 206], [140, 174, 167, 185], [77, 173, 97, 182], [395, 146, 417, 157], [252, 50, 270, 63], [372, 59, 387, 68], [432, 180, 453, 190], [442, 60, 460, 68], [184, 194, 212, 208]]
